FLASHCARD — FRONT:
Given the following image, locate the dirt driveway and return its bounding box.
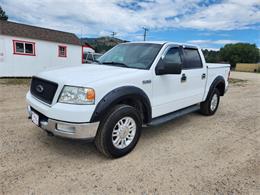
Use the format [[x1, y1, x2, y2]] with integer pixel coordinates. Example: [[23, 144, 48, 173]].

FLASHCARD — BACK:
[[0, 72, 259, 194]]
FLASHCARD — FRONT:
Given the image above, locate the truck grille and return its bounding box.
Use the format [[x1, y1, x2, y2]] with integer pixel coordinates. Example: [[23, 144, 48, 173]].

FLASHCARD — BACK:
[[30, 77, 58, 104]]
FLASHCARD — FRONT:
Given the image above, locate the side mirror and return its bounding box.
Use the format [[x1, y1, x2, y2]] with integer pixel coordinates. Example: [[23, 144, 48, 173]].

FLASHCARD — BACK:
[[155, 58, 182, 75]]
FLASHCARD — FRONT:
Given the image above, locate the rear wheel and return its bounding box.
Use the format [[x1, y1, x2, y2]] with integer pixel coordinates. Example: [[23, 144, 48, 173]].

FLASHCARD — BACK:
[[200, 88, 220, 116], [95, 104, 142, 158]]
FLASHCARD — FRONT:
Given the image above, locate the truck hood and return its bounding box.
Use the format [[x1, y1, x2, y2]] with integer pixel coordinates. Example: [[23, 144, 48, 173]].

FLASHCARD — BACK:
[[37, 64, 139, 86]]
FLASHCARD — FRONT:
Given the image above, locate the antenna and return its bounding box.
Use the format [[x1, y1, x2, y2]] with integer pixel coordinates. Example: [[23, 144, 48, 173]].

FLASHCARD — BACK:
[[143, 27, 149, 41], [111, 32, 117, 38]]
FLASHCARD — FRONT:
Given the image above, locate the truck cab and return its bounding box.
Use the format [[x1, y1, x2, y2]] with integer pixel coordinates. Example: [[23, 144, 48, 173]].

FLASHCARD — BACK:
[[26, 41, 230, 158]]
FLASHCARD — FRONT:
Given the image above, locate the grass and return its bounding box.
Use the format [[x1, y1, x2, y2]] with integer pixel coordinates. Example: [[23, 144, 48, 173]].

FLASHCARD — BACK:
[[229, 78, 248, 86], [0, 78, 31, 86]]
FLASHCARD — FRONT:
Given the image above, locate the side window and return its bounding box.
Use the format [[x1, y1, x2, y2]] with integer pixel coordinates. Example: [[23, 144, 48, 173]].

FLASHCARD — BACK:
[[58, 45, 67, 57], [164, 47, 182, 64], [13, 40, 35, 56], [87, 53, 94, 61], [183, 48, 202, 69]]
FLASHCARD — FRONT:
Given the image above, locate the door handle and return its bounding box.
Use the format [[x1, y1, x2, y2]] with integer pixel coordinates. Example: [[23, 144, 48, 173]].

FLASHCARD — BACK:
[[201, 73, 206, 79], [181, 73, 187, 82]]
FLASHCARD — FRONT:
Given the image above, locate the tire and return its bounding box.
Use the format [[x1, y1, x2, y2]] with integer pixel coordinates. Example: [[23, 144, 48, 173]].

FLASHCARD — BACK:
[[95, 104, 142, 158], [200, 88, 220, 116]]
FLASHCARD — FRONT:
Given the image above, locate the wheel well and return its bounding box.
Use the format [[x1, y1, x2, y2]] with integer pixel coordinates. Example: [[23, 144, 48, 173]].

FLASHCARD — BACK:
[[90, 86, 152, 123], [215, 82, 225, 96], [118, 98, 149, 124]]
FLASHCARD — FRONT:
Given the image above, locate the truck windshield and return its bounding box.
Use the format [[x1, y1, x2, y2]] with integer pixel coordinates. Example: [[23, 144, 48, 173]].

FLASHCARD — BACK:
[[97, 43, 162, 69]]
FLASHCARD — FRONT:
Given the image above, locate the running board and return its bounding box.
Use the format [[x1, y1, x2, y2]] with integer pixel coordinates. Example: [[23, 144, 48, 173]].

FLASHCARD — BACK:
[[148, 105, 200, 126]]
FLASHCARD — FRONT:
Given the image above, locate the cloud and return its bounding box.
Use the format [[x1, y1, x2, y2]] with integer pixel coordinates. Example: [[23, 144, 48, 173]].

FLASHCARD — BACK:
[[179, 0, 260, 30], [188, 39, 242, 45], [187, 39, 243, 49], [1, 0, 259, 40]]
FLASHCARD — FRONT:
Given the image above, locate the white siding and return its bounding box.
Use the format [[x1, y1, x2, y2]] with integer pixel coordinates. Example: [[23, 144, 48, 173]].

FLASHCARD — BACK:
[[0, 35, 82, 77]]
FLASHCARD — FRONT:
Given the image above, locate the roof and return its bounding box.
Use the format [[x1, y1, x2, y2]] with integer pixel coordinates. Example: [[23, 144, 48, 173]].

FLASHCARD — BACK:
[[0, 20, 81, 45], [125, 41, 199, 48], [127, 41, 168, 45]]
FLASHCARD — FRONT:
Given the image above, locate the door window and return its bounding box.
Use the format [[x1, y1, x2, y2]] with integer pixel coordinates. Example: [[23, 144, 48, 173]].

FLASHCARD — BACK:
[[183, 48, 202, 69], [164, 47, 182, 64]]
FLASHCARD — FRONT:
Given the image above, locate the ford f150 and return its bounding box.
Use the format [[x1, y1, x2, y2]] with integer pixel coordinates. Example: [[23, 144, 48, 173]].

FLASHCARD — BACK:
[[26, 41, 230, 158]]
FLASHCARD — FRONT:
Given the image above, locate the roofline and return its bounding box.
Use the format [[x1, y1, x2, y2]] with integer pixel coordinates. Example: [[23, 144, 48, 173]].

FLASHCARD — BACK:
[[122, 41, 200, 48], [1, 34, 80, 46], [0, 20, 81, 45], [2, 20, 77, 36]]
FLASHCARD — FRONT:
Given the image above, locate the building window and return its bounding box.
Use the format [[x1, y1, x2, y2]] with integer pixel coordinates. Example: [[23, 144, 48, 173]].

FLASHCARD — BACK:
[[13, 40, 35, 56], [58, 45, 67, 57]]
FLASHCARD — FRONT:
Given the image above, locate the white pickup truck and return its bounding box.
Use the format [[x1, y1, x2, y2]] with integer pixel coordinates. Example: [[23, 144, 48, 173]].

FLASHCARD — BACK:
[[26, 41, 230, 158]]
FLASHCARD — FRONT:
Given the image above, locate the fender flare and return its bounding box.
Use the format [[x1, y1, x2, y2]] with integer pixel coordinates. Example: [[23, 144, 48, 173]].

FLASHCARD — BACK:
[[206, 76, 226, 100], [90, 86, 152, 123]]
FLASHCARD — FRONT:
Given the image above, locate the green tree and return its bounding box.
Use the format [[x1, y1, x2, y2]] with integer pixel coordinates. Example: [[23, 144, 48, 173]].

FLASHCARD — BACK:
[[202, 49, 222, 63], [219, 43, 259, 68], [0, 6, 8, 20]]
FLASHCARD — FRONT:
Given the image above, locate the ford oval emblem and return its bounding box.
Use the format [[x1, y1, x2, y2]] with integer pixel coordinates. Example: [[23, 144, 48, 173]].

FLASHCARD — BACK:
[[36, 84, 44, 93]]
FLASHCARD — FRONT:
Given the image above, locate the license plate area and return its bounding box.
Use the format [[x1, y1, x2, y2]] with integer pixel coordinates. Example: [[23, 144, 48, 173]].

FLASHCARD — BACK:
[[31, 111, 39, 126]]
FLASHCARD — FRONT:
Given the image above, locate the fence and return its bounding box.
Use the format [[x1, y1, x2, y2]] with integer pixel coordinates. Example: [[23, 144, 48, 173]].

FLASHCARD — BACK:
[[236, 63, 260, 72]]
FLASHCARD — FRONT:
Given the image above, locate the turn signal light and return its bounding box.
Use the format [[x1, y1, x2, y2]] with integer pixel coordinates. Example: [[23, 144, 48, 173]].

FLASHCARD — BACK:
[[86, 89, 95, 100]]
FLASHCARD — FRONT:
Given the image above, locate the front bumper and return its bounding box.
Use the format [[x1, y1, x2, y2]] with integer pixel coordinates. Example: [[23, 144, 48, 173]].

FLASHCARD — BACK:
[[27, 106, 99, 139]]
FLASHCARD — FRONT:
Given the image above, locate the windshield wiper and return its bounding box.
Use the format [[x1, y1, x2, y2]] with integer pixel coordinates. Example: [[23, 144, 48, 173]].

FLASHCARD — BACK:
[[101, 61, 129, 68]]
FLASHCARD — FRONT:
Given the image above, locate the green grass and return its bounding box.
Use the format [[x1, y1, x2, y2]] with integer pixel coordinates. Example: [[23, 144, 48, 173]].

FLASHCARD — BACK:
[[0, 78, 31, 85]]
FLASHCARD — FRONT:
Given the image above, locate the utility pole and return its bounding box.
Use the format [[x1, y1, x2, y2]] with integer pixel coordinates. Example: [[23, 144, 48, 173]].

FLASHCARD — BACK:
[[143, 27, 149, 41], [111, 32, 117, 38]]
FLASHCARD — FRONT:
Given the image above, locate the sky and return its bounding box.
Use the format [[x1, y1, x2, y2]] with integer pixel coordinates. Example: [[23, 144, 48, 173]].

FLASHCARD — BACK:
[[1, 0, 259, 50]]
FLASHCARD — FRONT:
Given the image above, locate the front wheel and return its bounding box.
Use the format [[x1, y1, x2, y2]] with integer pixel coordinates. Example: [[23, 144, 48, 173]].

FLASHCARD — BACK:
[[95, 105, 142, 158], [200, 88, 220, 116]]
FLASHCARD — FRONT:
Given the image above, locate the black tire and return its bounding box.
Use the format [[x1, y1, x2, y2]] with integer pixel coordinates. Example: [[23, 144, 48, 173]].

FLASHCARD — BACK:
[[200, 88, 220, 116], [95, 104, 142, 158]]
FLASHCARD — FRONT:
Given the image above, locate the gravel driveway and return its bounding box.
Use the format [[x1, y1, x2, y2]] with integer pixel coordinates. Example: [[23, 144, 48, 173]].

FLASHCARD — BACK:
[[0, 71, 259, 194]]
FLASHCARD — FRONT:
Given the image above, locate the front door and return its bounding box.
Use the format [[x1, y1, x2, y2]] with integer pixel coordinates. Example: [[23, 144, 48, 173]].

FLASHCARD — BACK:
[[152, 46, 187, 118]]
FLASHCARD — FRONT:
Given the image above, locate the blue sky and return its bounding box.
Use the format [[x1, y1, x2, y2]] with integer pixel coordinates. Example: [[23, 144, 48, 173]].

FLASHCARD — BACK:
[[1, 0, 259, 50]]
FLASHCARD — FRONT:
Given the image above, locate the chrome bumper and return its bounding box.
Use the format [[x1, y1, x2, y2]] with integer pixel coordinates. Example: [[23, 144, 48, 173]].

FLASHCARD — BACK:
[[27, 106, 99, 139]]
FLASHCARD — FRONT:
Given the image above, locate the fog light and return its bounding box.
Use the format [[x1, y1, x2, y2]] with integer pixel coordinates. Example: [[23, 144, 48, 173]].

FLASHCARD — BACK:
[[56, 123, 76, 133]]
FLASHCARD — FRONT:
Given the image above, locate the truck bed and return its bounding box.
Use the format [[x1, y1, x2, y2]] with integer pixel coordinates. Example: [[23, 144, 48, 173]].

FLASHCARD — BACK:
[[207, 63, 230, 69]]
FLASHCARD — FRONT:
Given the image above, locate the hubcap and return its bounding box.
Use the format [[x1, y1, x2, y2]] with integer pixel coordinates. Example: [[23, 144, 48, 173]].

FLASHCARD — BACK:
[[210, 94, 218, 111], [112, 117, 136, 149]]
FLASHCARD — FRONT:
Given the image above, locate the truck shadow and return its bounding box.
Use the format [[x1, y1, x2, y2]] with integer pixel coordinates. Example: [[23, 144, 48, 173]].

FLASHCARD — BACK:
[[142, 112, 200, 137], [35, 112, 201, 160]]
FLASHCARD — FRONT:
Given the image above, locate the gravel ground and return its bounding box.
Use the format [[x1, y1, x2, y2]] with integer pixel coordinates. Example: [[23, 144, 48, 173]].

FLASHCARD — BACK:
[[0, 71, 259, 194]]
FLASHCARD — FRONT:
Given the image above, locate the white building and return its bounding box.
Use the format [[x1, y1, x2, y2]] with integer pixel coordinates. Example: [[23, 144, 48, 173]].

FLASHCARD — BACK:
[[0, 20, 93, 77]]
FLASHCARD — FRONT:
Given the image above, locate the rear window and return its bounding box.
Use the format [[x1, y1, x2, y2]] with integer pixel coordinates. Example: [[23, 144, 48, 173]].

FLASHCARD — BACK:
[[183, 48, 202, 69]]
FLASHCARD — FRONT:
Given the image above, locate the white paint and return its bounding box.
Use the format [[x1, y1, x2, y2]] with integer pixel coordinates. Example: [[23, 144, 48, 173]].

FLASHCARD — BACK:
[[0, 35, 82, 77], [83, 46, 95, 54], [26, 41, 230, 124]]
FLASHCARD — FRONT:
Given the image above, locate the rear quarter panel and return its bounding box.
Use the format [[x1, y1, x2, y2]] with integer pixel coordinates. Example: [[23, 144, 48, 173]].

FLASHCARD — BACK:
[[203, 63, 230, 101]]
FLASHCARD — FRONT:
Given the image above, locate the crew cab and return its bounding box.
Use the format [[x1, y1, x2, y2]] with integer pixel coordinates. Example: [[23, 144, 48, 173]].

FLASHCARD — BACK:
[[26, 41, 230, 158]]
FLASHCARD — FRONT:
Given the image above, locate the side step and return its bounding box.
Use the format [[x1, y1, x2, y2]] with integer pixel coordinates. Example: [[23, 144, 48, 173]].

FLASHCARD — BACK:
[[148, 104, 200, 126]]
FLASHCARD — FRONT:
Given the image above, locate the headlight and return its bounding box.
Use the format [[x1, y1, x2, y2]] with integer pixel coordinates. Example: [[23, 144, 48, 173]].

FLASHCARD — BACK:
[[58, 86, 95, 105]]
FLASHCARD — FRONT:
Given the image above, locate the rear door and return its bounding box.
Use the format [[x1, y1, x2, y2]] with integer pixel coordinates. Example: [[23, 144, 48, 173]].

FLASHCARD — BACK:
[[181, 47, 207, 104]]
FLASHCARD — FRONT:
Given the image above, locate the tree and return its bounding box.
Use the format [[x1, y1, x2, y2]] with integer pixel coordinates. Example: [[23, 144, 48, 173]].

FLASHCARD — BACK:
[[0, 6, 8, 21], [202, 49, 222, 63], [219, 43, 259, 68]]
